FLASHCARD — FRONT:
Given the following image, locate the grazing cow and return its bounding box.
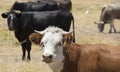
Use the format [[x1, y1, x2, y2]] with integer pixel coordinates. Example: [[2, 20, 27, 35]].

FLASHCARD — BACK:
[[30, 0, 72, 12], [11, 1, 58, 12], [95, 2, 120, 33], [29, 26, 120, 72], [1, 10, 75, 61]]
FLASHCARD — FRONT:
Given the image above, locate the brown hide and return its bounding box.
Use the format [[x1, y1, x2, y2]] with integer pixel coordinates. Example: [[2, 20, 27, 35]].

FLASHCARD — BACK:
[[62, 43, 120, 72], [29, 33, 43, 45], [62, 43, 81, 72]]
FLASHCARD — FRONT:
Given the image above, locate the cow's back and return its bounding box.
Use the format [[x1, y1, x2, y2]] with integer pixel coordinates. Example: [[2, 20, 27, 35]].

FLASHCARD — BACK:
[[29, 0, 72, 12], [79, 44, 120, 72], [102, 3, 120, 20], [63, 43, 120, 72], [21, 10, 72, 32]]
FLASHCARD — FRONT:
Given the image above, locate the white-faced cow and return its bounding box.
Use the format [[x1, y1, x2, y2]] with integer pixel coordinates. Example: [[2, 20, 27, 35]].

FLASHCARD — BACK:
[[30, 26, 120, 72], [1, 10, 75, 61], [95, 2, 120, 33]]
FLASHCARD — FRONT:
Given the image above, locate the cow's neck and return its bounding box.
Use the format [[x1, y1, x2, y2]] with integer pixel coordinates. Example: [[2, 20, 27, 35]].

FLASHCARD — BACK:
[[16, 3, 25, 11], [14, 18, 25, 43], [62, 43, 78, 72], [14, 18, 21, 32], [99, 10, 110, 24]]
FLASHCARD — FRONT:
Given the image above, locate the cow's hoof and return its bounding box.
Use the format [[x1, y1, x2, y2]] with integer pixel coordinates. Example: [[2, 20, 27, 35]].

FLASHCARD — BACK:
[[27, 59, 31, 62], [114, 31, 117, 33], [22, 57, 26, 61], [109, 31, 112, 34]]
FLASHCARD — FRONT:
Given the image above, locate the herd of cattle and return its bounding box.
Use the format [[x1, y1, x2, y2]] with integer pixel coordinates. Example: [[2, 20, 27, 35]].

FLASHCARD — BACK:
[[1, 0, 120, 72], [1, 0, 75, 61]]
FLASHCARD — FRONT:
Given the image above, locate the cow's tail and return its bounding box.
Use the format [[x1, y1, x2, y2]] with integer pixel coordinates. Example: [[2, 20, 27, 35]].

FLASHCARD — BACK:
[[71, 13, 75, 43]]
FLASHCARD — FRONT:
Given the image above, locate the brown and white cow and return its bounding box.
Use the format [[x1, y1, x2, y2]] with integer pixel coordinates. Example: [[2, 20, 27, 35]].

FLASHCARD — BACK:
[[29, 26, 120, 72], [95, 2, 120, 33]]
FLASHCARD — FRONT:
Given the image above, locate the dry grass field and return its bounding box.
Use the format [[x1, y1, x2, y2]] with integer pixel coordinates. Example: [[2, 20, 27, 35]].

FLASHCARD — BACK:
[[0, 0, 120, 72]]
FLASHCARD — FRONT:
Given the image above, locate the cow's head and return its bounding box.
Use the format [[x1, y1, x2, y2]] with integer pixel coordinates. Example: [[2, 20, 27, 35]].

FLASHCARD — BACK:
[[29, 27, 73, 64], [11, 1, 26, 12], [11, 1, 19, 10], [94, 21, 105, 32], [1, 11, 21, 31]]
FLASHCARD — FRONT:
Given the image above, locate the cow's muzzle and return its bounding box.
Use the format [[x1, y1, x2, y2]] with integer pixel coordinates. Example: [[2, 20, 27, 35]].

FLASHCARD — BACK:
[[9, 27, 14, 31], [42, 53, 53, 63], [8, 24, 15, 31]]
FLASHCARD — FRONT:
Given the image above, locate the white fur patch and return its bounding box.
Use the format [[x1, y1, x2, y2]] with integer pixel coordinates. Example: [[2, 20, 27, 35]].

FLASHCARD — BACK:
[[9, 14, 14, 20], [48, 46, 64, 72]]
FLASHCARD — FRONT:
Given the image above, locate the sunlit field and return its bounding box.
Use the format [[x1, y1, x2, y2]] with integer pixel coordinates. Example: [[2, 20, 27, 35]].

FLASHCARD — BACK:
[[0, 0, 120, 72]]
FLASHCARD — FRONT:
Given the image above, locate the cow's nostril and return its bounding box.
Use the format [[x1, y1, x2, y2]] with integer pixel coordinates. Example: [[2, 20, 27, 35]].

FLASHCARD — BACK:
[[42, 54, 53, 59], [42, 54, 53, 63], [49, 55, 53, 59], [42, 55, 45, 58]]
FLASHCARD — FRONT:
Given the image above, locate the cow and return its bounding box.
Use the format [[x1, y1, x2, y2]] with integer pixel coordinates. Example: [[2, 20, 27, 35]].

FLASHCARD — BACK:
[[1, 10, 75, 61], [11, 1, 58, 12], [29, 0, 72, 12], [29, 26, 120, 72], [95, 2, 120, 33], [57, 0, 72, 12]]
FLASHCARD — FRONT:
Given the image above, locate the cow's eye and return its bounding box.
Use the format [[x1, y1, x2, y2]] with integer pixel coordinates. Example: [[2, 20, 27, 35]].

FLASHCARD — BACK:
[[40, 42, 44, 47], [58, 42, 62, 46]]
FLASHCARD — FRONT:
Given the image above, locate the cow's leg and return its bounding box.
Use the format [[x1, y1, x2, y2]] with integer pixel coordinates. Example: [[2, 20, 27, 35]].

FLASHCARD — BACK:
[[109, 20, 116, 33], [21, 43, 27, 61], [26, 40, 32, 61], [21, 40, 31, 61], [111, 21, 116, 33], [109, 23, 112, 33]]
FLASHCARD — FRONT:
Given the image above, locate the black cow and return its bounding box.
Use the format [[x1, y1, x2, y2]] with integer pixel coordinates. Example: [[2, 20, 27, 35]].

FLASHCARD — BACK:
[[11, 1, 58, 12], [1, 10, 75, 61], [57, 0, 72, 12], [11, 0, 72, 11], [28, 0, 72, 12], [95, 3, 120, 33]]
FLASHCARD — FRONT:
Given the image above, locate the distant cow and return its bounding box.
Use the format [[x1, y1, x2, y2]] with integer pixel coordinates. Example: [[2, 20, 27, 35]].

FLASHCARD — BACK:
[[11, 1, 58, 12], [29, 0, 72, 12], [95, 3, 120, 33], [29, 26, 120, 72], [1, 10, 75, 61]]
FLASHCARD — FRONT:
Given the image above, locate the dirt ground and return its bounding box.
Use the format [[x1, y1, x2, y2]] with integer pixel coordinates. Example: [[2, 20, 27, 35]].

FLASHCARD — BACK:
[[0, 0, 120, 72]]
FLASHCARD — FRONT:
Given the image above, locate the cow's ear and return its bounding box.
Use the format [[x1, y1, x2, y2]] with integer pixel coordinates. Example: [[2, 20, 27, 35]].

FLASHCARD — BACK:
[[1, 12, 8, 18], [15, 1, 18, 3], [29, 33, 43, 45], [63, 32, 73, 46]]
